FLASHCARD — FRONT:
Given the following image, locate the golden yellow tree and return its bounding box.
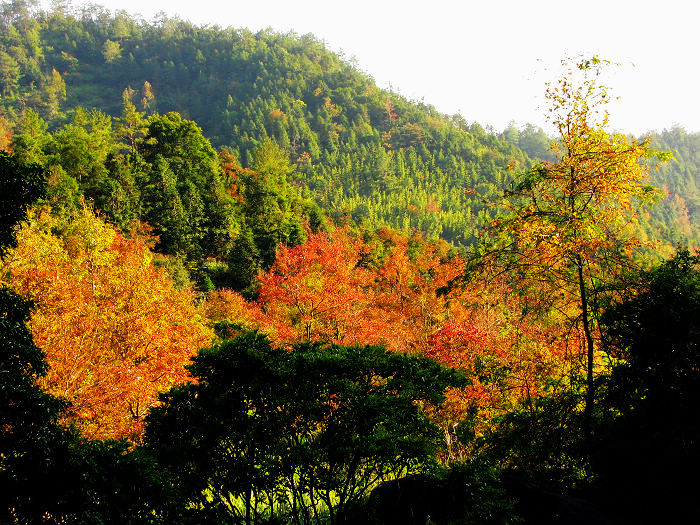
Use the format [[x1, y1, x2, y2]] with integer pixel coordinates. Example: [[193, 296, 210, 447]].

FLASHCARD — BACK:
[[493, 56, 668, 437]]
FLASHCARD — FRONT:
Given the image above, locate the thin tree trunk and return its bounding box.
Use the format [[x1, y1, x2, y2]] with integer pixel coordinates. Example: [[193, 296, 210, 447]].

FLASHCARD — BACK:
[[577, 256, 595, 448], [246, 484, 251, 525]]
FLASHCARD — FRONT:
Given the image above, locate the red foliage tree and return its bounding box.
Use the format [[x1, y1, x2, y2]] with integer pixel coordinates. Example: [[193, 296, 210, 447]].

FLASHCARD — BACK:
[[255, 228, 377, 345]]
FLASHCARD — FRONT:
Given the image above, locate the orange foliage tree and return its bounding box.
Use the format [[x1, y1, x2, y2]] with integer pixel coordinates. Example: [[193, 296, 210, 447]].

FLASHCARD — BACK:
[[205, 286, 266, 340], [210, 227, 465, 352], [371, 230, 463, 353], [426, 277, 574, 459], [1, 207, 213, 440]]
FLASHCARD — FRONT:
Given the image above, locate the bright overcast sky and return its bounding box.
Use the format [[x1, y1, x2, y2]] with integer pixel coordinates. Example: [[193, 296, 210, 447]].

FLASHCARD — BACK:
[[43, 0, 699, 135]]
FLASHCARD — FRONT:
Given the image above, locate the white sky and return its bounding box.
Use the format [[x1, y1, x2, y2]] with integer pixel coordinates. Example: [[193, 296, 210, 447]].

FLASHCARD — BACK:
[[44, 0, 700, 135]]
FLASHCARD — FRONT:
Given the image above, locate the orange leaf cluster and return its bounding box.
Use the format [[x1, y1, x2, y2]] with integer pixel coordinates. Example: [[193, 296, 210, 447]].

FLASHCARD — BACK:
[[256, 228, 377, 345], [2, 207, 213, 440]]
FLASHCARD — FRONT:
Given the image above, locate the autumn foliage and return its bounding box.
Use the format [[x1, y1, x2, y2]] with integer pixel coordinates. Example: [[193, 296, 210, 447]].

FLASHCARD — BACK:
[[206, 227, 572, 451], [1, 207, 213, 440]]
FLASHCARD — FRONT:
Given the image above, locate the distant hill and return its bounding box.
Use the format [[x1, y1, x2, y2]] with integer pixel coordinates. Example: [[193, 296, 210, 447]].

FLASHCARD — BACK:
[[646, 127, 700, 247]]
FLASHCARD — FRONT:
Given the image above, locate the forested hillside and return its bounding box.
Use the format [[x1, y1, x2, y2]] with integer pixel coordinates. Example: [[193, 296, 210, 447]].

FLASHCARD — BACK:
[[1, 2, 698, 249], [0, 3, 585, 247]]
